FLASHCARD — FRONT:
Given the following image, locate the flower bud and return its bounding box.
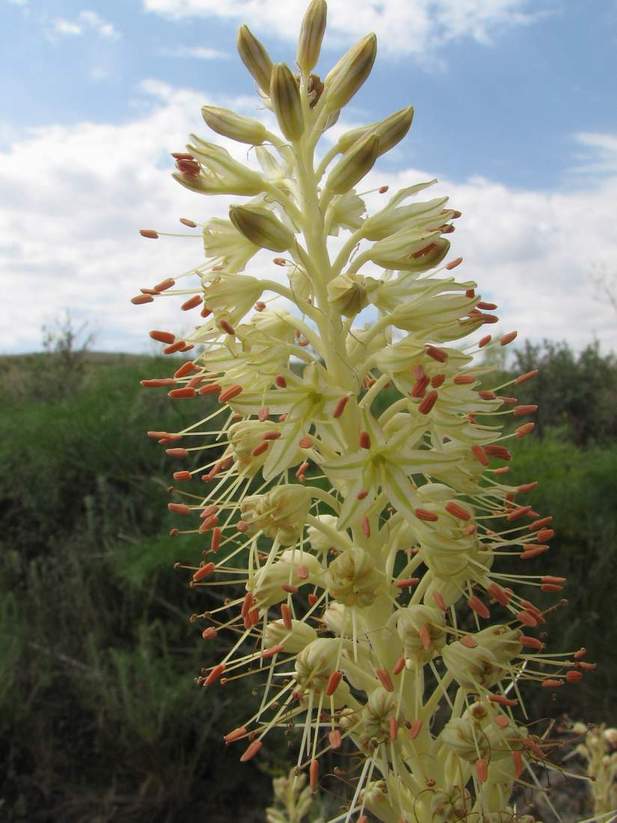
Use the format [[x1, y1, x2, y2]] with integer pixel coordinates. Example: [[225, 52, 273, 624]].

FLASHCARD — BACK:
[[375, 105, 414, 155], [395, 605, 446, 664], [326, 132, 379, 194], [323, 33, 377, 111], [227, 420, 279, 474], [327, 273, 369, 317], [264, 618, 318, 653], [201, 105, 267, 145], [240, 485, 312, 545], [321, 601, 353, 636], [359, 687, 397, 750], [325, 547, 383, 607], [297, 0, 327, 75], [270, 63, 304, 142], [295, 638, 350, 700], [307, 513, 339, 554], [229, 205, 295, 253], [252, 549, 321, 609], [236, 25, 273, 94]]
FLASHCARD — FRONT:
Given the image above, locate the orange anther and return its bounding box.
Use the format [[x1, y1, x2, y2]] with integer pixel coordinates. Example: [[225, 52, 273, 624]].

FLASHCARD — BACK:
[[202, 627, 218, 640], [149, 330, 175, 344], [389, 717, 398, 741], [154, 277, 175, 292], [192, 562, 215, 582], [476, 759, 488, 783], [328, 729, 342, 749], [168, 502, 191, 514], [478, 334, 492, 347], [326, 671, 343, 696], [359, 431, 371, 449], [418, 390, 438, 414], [566, 670, 583, 683], [239, 739, 262, 762], [468, 595, 490, 619], [280, 603, 292, 631], [541, 678, 564, 689], [445, 501, 471, 521], [199, 383, 221, 396], [425, 345, 448, 363], [395, 577, 419, 589], [432, 592, 447, 611], [515, 422, 535, 438], [139, 229, 159, 239], [520, 635, 544, 650], [513, 404, 538, 417], [131, 294, 154, 305], [219, 319, 235, 335], [487, 583, 511, 606], [181, 295, 203, 311], [224, 726, 247, 744], [219, 384, 243, 403], [418, 624, 432, 651], [500, 331, 517, 345], [309, 758, 319, 793], [460, 635, 477, 649], [168, 387, 196, 399], [409, 719, 423, 739], [333, 395, 350, 418], [375, 668, 394, 692], [517, 611, 538, 627], [507, 505, 532, 522], [261, 644, 285, 659], [489, 694, 518, 707], [471, 445, 489, 465], [516, 369, 539, 384], [205, 663, 225, 686]]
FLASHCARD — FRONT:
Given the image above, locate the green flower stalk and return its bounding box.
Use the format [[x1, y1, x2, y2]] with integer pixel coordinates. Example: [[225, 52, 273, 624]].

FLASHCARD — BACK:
[[133, 3, 595, 820]]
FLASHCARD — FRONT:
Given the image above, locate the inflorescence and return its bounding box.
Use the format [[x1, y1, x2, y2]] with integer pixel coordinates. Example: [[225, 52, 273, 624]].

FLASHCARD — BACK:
[[133, 3, 594, 821]]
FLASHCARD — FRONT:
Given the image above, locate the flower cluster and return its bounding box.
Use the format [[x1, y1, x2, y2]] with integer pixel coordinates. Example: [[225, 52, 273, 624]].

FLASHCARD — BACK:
[[571, 723, 617, 818], [133, 2, 594, 820]]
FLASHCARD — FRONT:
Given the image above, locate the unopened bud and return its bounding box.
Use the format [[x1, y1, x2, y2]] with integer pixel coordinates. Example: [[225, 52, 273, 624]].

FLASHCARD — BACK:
[[237, 25, 273, 94], [297, 0, 327, 75], [326, 132, 379, 194], [327, 274, 369, 317], [323, 33, 377, 111], [374, 105, 414, 155], [229, 205, 295, 253], [201, 106, 267, 145], [270, 63, 304, 142]]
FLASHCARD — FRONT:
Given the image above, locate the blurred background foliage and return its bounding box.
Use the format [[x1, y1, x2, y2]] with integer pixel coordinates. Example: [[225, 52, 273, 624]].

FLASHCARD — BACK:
[[0, 321, 616, 821]]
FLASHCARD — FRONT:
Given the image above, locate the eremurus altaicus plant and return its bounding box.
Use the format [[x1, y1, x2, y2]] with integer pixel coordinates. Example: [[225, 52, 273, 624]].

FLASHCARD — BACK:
[[133, 2, 595, 820]]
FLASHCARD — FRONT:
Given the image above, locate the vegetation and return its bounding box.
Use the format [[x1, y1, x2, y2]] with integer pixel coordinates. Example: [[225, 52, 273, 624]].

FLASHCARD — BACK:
[[0, 338, 615, 821]]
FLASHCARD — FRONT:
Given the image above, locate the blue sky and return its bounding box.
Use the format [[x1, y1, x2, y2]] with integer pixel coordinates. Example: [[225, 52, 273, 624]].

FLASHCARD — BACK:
[[2, 0, 617, 352]]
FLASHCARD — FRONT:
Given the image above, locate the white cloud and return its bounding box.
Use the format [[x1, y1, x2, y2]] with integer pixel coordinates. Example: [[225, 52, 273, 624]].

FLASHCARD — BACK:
[[159, 45, 229, 60], [143, 0, 542, 57], [0, 83, 615, 355], [51, 10, 120, 41]]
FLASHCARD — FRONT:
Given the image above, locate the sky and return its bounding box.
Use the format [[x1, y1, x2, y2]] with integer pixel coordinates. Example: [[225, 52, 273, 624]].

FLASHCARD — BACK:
[[1, 0, 617, 354]]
